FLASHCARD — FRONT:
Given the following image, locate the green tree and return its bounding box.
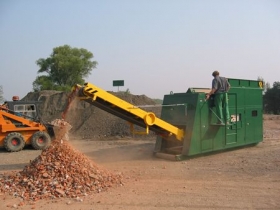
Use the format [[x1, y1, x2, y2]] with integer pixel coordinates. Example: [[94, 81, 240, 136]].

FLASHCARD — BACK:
[[33, 45, 97, 91], [263, 81, 280, 114]]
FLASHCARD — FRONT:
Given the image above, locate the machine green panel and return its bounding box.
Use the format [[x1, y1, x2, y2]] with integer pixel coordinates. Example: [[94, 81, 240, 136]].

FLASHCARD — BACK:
[[154, 78, 263, 158]]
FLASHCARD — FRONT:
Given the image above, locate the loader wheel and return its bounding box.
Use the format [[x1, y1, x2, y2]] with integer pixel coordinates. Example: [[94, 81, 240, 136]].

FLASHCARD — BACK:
[[31, 131, 51, 150], [4, 132, 25, 152]]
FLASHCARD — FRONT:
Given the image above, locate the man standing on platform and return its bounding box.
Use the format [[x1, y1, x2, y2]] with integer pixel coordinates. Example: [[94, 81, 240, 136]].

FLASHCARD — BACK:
[[205, 70, 230, 125]]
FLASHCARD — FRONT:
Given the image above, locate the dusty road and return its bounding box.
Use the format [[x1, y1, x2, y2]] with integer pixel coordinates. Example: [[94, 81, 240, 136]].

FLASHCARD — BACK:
[[0, 117, 280, 210]]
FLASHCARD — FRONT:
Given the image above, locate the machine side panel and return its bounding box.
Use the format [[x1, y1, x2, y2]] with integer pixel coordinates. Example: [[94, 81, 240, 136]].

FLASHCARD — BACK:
[[185, 94, 207, 156], [187, 79, 263, 157], [244, 88, 263, 143]]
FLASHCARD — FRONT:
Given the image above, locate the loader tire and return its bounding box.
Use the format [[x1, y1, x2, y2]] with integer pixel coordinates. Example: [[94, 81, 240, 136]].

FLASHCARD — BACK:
[[31, 131, 51, 150], [4, 132, 25, 152]]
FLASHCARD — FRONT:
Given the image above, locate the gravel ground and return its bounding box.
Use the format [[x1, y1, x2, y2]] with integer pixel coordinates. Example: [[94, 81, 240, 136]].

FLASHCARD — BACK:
[[0, 115, 279, 210]]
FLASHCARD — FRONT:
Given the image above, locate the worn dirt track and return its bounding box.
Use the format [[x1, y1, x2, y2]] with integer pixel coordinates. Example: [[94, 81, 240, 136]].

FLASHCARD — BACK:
[[0, 115, 280, 210]]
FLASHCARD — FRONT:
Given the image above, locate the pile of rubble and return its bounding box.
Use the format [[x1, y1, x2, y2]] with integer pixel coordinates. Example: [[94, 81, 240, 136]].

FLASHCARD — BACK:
[[0, 121, 123, 201]]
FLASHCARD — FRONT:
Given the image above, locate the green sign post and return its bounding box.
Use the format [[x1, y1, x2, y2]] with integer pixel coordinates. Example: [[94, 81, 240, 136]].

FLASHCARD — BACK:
[[113, 80, 124, 91]]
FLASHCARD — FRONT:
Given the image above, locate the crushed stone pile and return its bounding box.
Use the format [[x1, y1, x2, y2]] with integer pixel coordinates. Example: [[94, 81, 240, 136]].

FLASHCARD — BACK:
[[0, 121, 123, 201]]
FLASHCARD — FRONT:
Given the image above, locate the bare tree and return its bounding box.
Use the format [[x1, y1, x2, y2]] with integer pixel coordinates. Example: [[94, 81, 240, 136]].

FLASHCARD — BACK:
[[0, 85, 4, 104]]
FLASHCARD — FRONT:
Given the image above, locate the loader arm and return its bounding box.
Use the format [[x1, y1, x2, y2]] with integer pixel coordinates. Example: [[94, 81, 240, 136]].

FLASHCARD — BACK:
[[72, 83, 185, 141]]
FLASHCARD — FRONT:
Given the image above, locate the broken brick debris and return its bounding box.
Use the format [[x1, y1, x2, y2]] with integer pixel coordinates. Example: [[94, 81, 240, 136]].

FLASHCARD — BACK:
[[0, 121, 123, 201]]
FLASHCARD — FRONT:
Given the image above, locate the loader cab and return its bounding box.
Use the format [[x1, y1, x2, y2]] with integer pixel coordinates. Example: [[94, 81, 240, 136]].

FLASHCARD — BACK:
[[5, 101, 40, 121]]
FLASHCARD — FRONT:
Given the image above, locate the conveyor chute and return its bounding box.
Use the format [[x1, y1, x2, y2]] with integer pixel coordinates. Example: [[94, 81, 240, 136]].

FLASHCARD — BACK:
[[73, 82, 185, 141]]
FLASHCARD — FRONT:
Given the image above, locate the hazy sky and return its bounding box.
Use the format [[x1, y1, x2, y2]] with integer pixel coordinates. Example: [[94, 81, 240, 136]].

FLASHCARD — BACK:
[[1, 0, 279, 101]]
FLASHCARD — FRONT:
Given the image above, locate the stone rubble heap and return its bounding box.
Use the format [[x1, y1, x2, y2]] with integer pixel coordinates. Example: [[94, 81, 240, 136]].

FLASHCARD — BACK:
[[0, 120, 123, 201]]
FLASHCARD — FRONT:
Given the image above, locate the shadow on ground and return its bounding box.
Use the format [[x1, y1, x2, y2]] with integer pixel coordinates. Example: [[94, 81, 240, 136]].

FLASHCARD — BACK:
[[0, 163, 28, 171], [84, 142, 158, 163]]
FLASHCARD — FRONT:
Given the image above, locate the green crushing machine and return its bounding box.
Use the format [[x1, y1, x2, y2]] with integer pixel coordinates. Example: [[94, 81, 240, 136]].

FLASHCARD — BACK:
[[154, 78, 264, 160]]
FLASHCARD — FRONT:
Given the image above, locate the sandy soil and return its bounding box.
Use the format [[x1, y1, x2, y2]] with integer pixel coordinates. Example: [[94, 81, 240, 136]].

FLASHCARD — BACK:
[[0, 116, 280, 210]]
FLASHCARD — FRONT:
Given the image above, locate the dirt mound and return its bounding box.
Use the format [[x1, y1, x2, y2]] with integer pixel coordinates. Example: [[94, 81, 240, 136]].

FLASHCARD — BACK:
[[0, 124, 123, 202], [22, 90, 161, 139]]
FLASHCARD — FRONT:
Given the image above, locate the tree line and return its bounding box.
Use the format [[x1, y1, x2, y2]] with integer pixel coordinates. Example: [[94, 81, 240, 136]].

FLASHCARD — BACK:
[[263, 81, 280, 114]]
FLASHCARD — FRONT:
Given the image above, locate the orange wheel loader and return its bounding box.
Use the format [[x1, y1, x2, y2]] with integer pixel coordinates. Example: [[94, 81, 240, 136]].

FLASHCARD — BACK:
[[0, 97, 55, 152]]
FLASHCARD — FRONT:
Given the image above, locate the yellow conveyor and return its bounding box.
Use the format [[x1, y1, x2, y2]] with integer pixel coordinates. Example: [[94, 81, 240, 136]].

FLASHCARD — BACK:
[[74, 82, 184, 141]]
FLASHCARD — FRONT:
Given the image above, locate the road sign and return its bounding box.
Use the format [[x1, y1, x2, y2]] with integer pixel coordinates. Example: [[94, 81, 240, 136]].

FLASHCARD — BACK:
[[113, 80, 124, 87]]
